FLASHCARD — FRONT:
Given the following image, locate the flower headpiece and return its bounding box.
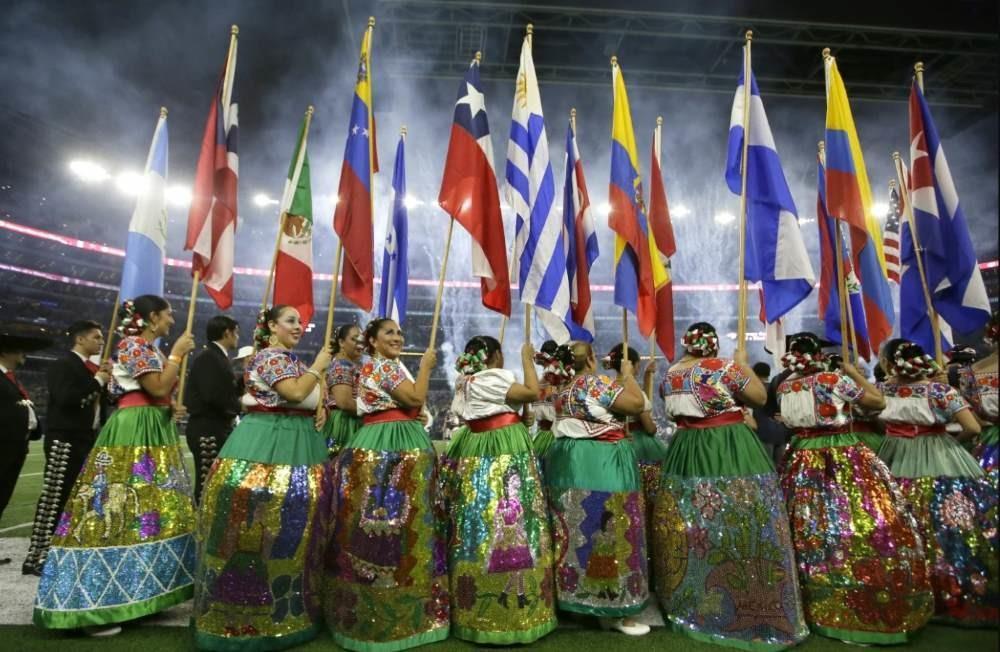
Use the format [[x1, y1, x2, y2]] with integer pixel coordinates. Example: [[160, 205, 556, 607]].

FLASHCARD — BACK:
[[683, 328, 719, 357], [780, 349, 827, 374], [253, 308, 271, 351], [890, 349, 940, 379], [455, 347, 489, 375], [116, 300, 146, 337]]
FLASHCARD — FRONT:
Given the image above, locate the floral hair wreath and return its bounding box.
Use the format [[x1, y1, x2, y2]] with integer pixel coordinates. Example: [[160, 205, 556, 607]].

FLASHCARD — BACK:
[[253, 308, 271, 351], [116, 300, 146, 337], [683, 328, 719, 356], [891, 350, 940, 379], [455, 347, 489, 375], [533, 349, 572, 385], [780, 349, 827, 374]]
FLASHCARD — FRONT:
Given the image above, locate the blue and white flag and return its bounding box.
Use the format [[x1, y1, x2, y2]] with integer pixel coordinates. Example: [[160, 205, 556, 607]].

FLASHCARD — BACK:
[[378, 134, 409, 324], [120, 110, 168, 300], [725, 62, 814, 323], [505, 32, 573, 343]]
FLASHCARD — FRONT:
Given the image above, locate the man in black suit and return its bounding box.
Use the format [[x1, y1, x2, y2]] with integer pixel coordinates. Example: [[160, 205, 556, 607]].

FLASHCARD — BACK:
[[184, 315, 241, 503], [0, 326, 52, 565], [22, 320, 110, 575]]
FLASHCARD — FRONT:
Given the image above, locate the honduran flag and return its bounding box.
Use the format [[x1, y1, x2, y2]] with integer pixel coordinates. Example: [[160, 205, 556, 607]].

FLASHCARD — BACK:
[[507, 31, 572, 342], [725, 63, 814, 325], [609, 58, 667, 337], [563, 113, 598, 342], [334, 21, 379, 311], [185, 26, 238, 310], [120, 109, 168, 301], [649, 119, 677, 360], [378, 133, 409, 324], [272, 109, 315, 326], [823, 54, 894, 354], [439, 55, 510, 316], [905, 81, 990, 343]]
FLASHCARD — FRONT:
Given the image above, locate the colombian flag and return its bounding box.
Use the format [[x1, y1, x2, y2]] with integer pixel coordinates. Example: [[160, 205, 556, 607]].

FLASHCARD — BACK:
[[823, 54, 894, 353], [609, 59, 667, 337]]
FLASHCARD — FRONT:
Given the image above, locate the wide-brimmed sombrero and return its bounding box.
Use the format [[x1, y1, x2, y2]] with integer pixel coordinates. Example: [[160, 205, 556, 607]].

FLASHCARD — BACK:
[[0, 324, 54, 353]]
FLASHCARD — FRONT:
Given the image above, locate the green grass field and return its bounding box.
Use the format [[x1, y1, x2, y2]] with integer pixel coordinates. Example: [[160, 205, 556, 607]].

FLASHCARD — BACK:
[[2, 441, 997, 651]]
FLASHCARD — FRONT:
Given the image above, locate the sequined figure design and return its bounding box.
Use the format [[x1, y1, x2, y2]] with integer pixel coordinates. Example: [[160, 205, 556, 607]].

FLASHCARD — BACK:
[[878, 380, 998, 626], [959, 367, 999, 475], [34, 336, 196, 629], [654, 359, 808, 650], [627, 396, 667, 584], [325, 355, 449, 651], [194, 347, 332, 650], [779, 371, 933, 643]]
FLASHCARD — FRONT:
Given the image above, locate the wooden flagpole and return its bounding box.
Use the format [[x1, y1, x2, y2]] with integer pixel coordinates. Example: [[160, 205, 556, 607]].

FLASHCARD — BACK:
[[647, 115, 662, 388], [429, 219, 455, 350], [175, 270, 200, 403], [735, 30, 753, 353], [838, 220, 861, 363], [101, 290, 121, 363], [819, 141, 850, 361]]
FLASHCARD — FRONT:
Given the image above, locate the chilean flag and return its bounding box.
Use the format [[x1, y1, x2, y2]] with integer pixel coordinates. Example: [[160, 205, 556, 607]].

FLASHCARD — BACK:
[[438, 56, 510, 316]]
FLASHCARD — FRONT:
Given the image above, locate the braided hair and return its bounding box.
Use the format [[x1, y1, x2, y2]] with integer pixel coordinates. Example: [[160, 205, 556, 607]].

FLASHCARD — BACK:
[[455, 335, 501, 375], [682, 322, 719, 357], [781, 332, 828, 374], [603, 343, 639, 373], [117, 295, 168, 337], [884, 338, 940, 379], [534, 339, 571, 385], [254, 305, 293, 350], [330, 322, 361, 355]]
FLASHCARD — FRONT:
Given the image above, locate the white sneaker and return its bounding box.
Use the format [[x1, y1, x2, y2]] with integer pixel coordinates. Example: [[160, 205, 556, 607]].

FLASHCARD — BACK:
[[82, 625, 122, 637], [598, 617, 650, 636]]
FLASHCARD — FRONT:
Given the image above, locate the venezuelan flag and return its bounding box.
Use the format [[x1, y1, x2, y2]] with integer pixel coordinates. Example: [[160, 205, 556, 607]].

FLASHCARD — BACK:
[[609, 58, 667, 337], [823, 54, 894, 353]]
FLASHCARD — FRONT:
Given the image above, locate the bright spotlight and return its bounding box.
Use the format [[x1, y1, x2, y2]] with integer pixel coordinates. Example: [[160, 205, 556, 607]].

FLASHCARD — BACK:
[[673, 204, 691, 218], [68, 160, 110, 183], [115, 171, 146, 196], [253, 192, 277, 207], [166, 185, 192, 207], [403, 194, 422, 210], [596, 202, 612, 217], [871, 202, 889, 218], [714, 211, 736, 225]]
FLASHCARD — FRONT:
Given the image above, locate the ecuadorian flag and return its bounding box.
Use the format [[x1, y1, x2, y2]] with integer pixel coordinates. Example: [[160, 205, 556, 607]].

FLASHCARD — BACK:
[[823, 54, 894, 354], [609, 58, 667, 337]]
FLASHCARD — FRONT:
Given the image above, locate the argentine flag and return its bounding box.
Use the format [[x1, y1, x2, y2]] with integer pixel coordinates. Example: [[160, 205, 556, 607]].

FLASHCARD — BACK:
[[120, 110, 168, 300]]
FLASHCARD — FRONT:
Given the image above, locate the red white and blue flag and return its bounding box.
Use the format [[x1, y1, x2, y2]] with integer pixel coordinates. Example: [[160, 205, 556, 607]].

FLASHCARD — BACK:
[[185, 28, 238, 309], [563, 115, 598, 341]]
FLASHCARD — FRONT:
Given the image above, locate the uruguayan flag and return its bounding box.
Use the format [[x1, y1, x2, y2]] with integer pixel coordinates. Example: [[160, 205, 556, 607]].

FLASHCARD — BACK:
[[725, 62, 814, 322], [120, 111, 168, 300], [505, 33, 572, 343]]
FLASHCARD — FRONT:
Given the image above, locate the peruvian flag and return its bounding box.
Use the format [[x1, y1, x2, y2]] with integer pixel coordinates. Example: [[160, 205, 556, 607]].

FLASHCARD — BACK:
[[185, 27, 238, 309], [649, 120, 677, 361], [438, 56, 510, 315], [272, 109, 315, 325]]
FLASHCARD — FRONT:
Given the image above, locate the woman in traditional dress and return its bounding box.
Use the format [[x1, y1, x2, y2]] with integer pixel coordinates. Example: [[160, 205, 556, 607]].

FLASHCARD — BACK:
[[778, 332, 933, 643], [827, 354, 884, 452], [323, 323, 364, 457], [653, 323, 807, 650], [193, 305, 334, 650], [960, 312, 999, 475], [444, 336, 556, 643], [529, 340, 561, 458], [34, 295, 196, 636], [325, 318, 449, 651], [544, 341, 649, 635], [877, 338, 997, 626]]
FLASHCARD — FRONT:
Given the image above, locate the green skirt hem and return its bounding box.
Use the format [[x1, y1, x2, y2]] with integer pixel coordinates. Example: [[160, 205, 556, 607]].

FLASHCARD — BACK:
[[878, 433, 985, 478], [219, 412, 328, 466], [629, 429, 668, 463], [33, 584, 193, 629], [323, 409, 361, 453], [977, 423, 999, 447], [533, 429, 554, 456], [663, 422, 775, 476], [329, 625, 449, 652], [95, 405, 176, 446], [669, 620, 806, 651], [854, 431, 884, 452], [811, 623, 913, 645], [788, 433, 863, 450], [193, 623, 320, 652], [451, 618, 557, 644], [445, 421, 532, 458], [543, 437, 640, 493], [555, 598, 647, 617], [350, 419, 432, 453]]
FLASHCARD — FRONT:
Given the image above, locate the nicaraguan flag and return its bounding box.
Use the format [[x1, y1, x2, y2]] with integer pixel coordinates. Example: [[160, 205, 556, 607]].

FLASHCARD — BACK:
[[120, 110, 168, 301], [378, 134, 409, 324]]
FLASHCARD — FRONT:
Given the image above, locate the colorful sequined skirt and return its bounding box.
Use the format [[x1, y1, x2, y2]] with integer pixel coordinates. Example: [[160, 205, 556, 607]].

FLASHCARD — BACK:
[[325, 419, 450, 651], [323, 409, 360, 457], [441, 422, 556, 643], [543, 437, 648, 617], [193, 412, 332, 651], [973, 424, 998, 476], [654, 422, 807, 650], [782, 432, 933, 643], [879, 432, 999, 626], [630, 429, 667, 582], [34, 405, 196, 629]]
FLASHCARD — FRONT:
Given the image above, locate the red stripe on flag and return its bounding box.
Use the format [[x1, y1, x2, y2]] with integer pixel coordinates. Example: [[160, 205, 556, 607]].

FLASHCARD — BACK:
[[274, 250, 314, 326], [334, 165, 374, 311], [655, 282, 675, 361]]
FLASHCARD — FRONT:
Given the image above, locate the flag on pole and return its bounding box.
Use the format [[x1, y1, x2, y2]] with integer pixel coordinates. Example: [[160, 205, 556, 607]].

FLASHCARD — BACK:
[[883, 184, 902, 284], [725, 63, 815, 325], [272, 110, 315, 326], [506, 32, 572, 342], [185, 28, 239, 309], [120, 110, 168, 301], [563, 114, 598, 341], [906, 81, 990, 339], [817, 152, 872, 359], [334, 22, 379, 311], [823, 54, 894, 354], [439, 55, 510, 316], [649, 119, 677, 360], [378, 134, 409, 324], [609, 58, 667, 337]]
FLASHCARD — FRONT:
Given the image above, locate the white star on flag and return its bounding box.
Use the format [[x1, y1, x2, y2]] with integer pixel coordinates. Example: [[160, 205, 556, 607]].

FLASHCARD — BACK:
[[456, 82, 486, 118]]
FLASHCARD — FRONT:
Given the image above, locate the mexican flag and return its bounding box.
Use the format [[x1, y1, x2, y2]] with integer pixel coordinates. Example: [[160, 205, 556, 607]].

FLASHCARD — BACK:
[[273, 109, 315, 324]]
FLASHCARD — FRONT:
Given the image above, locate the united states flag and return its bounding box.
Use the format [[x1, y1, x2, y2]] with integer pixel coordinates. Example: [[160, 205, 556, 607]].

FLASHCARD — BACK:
[[883, 182, 902, 284]]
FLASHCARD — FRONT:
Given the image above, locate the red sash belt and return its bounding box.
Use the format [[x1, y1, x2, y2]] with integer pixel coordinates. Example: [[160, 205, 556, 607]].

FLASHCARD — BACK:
[[363, 407, 420, 425], [118, 392, 171, 408], [246, 405, 313, 416], [793, 425, 853, 439], [537, 419, 554, 432], [676, 411, 744, 430], [593, 429, 626, 443], [467, 412, 521, 433], [884, 423, 947, 439]]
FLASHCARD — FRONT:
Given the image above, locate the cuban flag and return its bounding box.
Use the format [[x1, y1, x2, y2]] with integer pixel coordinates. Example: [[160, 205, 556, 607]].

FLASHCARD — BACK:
[[506, 33, 573, 342], [725, 62, 814, 325], [564, 114, 598, 341], [120, 110, 168, 301], [378, 134, 409, 324], [438, 55, 510, 316], [905, 81, 990, 346]]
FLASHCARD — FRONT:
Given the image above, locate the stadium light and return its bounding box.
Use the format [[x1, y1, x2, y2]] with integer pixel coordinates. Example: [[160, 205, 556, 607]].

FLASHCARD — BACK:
[[714, 211, 736, 225], [68, 160, 111, 183], [871, 202, 888, 218], [403, 194, 422, 210], [253, 193, 279, 207], [115, 171, 146, 196], [596, 202, 612, 217], [673, 204, 691, 218], [166, 185, 192, 207]]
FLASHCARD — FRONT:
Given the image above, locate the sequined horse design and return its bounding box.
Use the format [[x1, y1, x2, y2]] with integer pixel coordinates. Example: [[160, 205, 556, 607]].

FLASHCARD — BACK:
[[73, 480, 140, 541]]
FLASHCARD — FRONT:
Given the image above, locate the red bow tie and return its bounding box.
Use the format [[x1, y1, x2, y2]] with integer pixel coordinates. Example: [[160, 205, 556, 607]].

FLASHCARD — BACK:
[[5, 371, 29, 400], [84, 360, 100, 374]]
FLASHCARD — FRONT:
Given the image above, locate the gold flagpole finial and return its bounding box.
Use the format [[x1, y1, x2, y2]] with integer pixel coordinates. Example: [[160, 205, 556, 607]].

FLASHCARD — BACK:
[[892, 151, 902, 162], [889, 179, 897, 189], [306, 105, 315, 116], [745, 30, 753, 41], [822, 47, 832, 60], [400, 125, 407, 136], [610, 55, 618, 67], [230, 25, 239, 35], [474, 50, 482, 63], [526, 23, 533, 36], [818, 140, 826, 152], [914, 61, 925, 75], [570, 107, 576, 119], [368, 16, 375, 28], [656, 115, 663, 126], [159, 106, 168, 118]]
